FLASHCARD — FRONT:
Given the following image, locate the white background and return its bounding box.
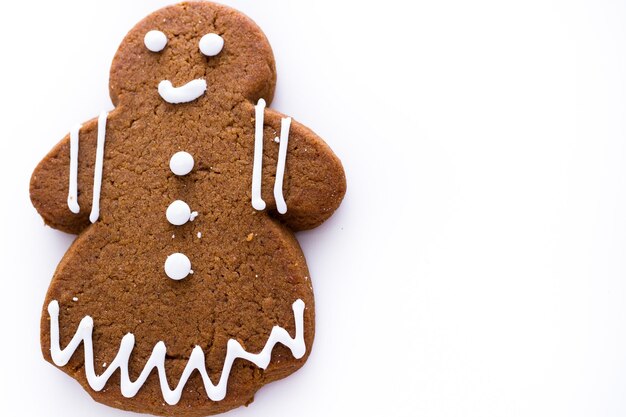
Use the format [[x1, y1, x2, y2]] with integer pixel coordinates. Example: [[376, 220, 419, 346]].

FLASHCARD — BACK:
[[1, 0, 626, 416]]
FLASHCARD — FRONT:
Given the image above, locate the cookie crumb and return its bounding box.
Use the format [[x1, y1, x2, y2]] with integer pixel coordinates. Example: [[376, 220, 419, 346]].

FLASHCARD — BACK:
[[72, 297, 78, 302], [246, 233, 254, 241], [197, 232, 202, 238]]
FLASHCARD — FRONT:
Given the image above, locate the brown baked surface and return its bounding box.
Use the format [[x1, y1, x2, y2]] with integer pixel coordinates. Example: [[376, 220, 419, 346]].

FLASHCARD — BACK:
[[29, 2, 346, 416]]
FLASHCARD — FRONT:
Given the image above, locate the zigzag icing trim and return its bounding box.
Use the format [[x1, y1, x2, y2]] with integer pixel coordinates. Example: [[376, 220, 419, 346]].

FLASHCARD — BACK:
[[47, 299, 305, 404]]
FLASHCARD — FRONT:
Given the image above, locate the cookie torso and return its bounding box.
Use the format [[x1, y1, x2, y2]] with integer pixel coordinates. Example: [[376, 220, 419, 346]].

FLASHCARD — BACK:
[[43, 104, 315, 415]]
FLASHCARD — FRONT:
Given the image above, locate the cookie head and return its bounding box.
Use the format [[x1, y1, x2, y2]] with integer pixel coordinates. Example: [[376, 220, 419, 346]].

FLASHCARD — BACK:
[[109, 2, 276, 107]]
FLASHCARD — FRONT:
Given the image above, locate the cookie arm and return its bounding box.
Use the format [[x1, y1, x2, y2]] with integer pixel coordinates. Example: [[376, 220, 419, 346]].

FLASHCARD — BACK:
[[30, 117, 100, 234], [262, 108, 346, 231]]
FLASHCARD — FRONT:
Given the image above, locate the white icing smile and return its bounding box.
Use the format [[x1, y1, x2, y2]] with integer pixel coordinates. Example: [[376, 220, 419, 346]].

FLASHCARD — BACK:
[[158, 79, 207, 104]]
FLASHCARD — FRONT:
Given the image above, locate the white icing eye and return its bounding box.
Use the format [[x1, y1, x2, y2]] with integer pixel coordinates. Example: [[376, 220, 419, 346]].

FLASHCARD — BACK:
[[144, 30, 167, 52], [199, 33, 224, 57]]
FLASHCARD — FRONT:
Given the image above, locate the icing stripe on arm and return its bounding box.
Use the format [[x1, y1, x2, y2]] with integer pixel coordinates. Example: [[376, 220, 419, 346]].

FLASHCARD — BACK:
[[67, 124, 82, 214], [89, 111, 108, 223], [251, 98, 266, 210], [273, 117, 291, 214]]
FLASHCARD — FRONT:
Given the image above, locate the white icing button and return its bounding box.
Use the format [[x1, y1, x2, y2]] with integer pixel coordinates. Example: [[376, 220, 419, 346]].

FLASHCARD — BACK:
[[144, 30, 167, 52], [166, 200, 191, 226], [199, 33, 224, 57], [164, 253, 192, 280], [170, 151, 194, 176]]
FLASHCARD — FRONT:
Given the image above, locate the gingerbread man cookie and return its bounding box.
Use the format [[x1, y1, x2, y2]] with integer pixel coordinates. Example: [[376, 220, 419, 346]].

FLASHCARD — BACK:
[[29, 2, 346, 416]]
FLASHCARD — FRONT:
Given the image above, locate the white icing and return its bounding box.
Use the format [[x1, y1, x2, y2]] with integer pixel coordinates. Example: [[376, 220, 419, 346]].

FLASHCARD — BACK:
[[274, 117, 291, 215], [166, 200, 191, 226], [169, 151, 194, 176], [189, 211, 198, 221], [144, 30, 167, 52], [199, 33, 224, 57], [89, 112, 108, 223], [67, 124, 82, 214], [164, 253, 191, 280], [158, 79, 207, 104], [197, 232, 202, 238], [47, 298, 305, 403], [251, 98, 266, 210]]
